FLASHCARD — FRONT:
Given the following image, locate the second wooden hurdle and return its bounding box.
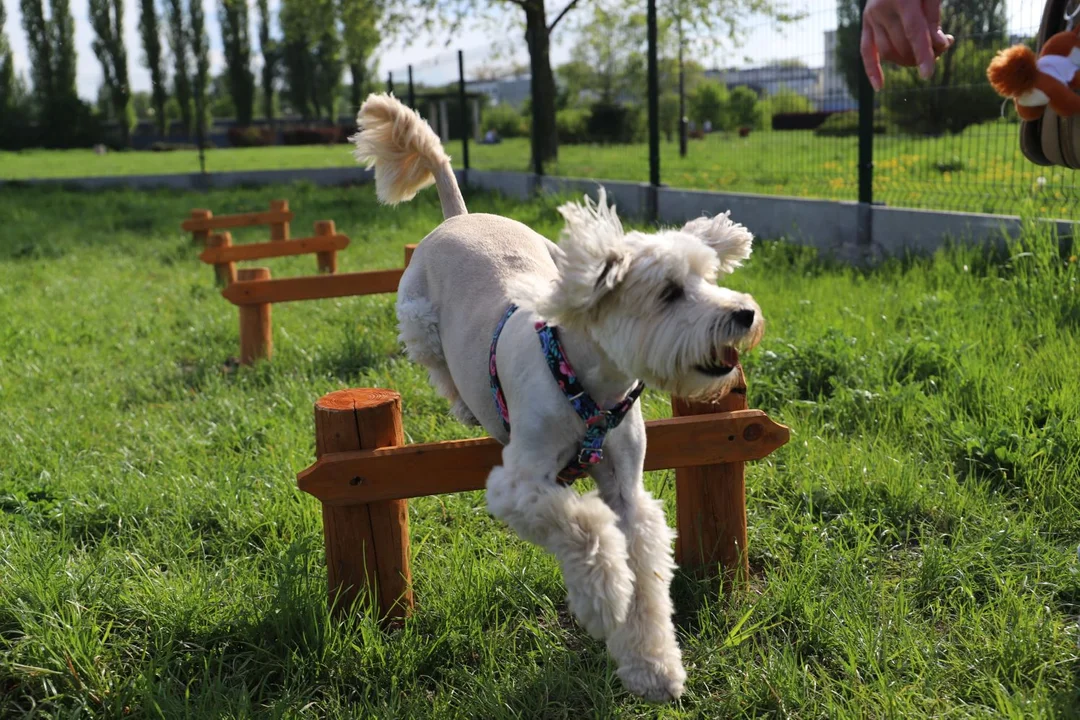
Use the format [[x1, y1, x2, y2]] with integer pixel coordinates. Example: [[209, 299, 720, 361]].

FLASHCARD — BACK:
[[183, 200, 349, 283], [220, 245, 417, 365], [296, 370, 789, 621]]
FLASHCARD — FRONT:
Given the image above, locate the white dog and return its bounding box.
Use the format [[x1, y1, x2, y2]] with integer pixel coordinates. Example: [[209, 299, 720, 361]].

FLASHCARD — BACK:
[[352, 93, 764, 702]]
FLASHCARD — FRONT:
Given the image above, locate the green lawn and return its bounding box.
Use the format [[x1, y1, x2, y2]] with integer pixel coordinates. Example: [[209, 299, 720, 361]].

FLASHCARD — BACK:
[[1, 183, 1079, 717], [4, 121, 1079, 220]]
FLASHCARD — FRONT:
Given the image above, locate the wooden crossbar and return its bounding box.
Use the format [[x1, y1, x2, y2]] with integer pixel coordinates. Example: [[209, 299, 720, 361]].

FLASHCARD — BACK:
[[182, 209, 294, 232], [297, 409, 789, 506], [222, 269, 404, 306], [199, 234, 350, 264]]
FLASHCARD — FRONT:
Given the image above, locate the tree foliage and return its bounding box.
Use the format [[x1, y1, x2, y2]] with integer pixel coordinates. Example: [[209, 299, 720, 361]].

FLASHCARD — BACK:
[[256, 0, 279, 121], [280, 0, 342, 121], [220, 0, 255, 123], [189, 0, 210, 143], [164, 0, 193, 135], [340, 0, 380, 114], [89, 0, 134, 146], [20, 0, 94, 147], [138, 0, 169, 135]]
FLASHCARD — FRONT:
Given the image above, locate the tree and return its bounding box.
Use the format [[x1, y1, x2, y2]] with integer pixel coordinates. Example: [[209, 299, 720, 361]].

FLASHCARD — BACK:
[[689, 79, 727, 127], [339, 0, 380, 114], [256, 0, 278, 121], [726, 85, 758, 129], [0, 1, 15, 111], [165, 0, 193, 136], [189, 0, 210, 145], [89, 0, 133, 146], [20, 0, 85, 146], [138, 0, 169, 136], [280, 0, 342, 122], [220, 0, 255, 123]]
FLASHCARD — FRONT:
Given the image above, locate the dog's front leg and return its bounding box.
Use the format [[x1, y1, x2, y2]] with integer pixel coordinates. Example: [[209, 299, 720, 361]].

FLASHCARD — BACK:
[[485, 443, 635, 640], [594, 428, 686, 702]]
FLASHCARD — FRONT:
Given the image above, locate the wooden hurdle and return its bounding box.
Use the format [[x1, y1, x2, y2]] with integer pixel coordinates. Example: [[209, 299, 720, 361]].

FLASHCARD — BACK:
[[183, 199, 292, 247], [183, 201, 350, 283], [219, 244, 418, 364], [296, 375, 789, 620]]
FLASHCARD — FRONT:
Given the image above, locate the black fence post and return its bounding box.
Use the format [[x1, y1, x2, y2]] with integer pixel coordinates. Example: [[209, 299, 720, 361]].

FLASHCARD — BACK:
[[458, 50, 470, 173], [857, 0, 874, 247], [647, 0, 660, 222], [407, 65, 415, 108], [678, 15, 687, 158], [387, 72, 394, 95]]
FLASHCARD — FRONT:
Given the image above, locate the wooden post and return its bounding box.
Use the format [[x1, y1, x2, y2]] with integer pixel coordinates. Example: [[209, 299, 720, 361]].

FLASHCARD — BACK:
[[404, 244, 417, 267], [313, 389, 413, 620], [237, 267, 272, 364], [314, 220, 337, 274], [206, 232, 237, 286], [270, 199, 290, 241], [671, 367, 750, 585], [190, 209, 212, 247]]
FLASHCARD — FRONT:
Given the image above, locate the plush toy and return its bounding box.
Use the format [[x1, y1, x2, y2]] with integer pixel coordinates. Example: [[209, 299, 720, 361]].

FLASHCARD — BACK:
[[988, 28, 1080, 121]]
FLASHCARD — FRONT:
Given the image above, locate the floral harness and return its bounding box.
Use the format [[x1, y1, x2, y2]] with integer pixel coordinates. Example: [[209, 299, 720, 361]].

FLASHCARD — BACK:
[[489, 304, 645, 485]]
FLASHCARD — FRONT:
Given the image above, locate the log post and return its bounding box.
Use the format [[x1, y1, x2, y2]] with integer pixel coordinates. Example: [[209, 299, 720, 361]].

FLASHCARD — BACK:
[[190, 209, 212, 247], [314, 220, 337, 274], [404, 244, 417, 267], [671, 366, 750, 585], [312, 389, 413, 620], [270, 199, 290, 241], [237, 267, 272, 364], [207, 232, 237, 286]]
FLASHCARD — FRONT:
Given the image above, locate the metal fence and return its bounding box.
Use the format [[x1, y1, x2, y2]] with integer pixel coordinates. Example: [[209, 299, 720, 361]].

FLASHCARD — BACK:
[[383, 0, 1080, 222]]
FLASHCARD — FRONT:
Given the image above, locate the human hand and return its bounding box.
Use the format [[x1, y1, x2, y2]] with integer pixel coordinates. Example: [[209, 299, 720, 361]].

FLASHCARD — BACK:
[[860, 0, 955, 91]]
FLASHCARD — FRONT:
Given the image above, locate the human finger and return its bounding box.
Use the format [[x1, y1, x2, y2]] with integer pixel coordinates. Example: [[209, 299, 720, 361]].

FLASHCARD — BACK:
[[898, 1, 936, 77], [861, 21, 885, 91]]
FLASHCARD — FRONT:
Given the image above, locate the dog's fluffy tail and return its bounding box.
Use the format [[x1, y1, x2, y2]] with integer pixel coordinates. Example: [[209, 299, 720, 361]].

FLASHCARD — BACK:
[[351, 93, 467, 219]]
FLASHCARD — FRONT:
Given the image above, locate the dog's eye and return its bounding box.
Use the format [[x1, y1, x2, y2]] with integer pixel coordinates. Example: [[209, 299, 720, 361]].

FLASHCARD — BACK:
[[659, 281, 684, 304]]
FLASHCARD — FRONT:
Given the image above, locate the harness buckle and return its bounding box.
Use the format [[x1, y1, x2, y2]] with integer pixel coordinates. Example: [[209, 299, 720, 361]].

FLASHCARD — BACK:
[[578, 446, 604, 465]]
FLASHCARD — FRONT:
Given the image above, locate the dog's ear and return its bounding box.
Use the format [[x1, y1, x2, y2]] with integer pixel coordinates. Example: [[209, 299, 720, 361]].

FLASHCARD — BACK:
[[680, 212, 753, 276], [537, 189, 631, 322]]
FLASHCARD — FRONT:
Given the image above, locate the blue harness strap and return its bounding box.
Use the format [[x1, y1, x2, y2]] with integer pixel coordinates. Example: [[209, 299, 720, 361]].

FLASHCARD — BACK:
[[489, 304, 645, 485]]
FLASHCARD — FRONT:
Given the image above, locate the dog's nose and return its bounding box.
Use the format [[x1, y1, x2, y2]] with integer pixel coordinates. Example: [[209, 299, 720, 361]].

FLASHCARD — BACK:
[[732, 309, 755, 329]]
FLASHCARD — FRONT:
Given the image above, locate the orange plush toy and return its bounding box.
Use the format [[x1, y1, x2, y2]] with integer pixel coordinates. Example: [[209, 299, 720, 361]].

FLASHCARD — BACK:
[[988, 28, 1080, 121]]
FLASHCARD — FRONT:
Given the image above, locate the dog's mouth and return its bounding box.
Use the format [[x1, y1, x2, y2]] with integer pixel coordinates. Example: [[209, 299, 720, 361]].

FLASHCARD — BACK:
[[694, 346, 739, 377]]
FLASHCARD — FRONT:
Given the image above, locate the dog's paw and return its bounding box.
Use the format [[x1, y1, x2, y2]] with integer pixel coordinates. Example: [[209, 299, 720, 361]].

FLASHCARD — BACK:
[[618, 659, 686, 703], [450, 399, 480, 426]]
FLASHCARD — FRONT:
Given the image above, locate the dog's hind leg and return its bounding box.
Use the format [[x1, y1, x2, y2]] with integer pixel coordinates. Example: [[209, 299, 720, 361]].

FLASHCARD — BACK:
[[485, 446, 635, 640], [594, 453, 686, 702], [396, 294, 479, 426]]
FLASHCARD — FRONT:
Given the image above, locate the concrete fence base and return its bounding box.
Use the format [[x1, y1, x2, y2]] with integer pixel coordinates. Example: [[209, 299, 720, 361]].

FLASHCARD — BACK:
[[5, 165, 1073, 260]]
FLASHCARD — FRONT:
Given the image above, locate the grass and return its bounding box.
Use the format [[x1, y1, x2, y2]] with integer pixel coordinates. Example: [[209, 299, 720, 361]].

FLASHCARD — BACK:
[[1, 182, 1079, 717], [4, 121, 1079, 220]]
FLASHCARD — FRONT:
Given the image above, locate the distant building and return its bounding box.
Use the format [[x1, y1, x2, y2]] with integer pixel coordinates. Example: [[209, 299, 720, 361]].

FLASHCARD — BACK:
[[703, 30, 856, 113], [820, 29, 857, 112]]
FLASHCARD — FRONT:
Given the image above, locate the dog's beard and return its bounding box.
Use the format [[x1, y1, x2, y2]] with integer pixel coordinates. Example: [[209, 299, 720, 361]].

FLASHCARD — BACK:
[[594, 307, 763, 399]]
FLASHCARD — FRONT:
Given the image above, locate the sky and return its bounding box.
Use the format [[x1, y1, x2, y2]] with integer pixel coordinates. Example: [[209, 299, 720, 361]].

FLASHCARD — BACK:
[[1, 0, 1046, 101]]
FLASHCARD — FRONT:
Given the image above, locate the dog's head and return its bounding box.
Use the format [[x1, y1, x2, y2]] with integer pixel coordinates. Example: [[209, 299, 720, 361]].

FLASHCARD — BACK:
[[529, 189, 763, 399]]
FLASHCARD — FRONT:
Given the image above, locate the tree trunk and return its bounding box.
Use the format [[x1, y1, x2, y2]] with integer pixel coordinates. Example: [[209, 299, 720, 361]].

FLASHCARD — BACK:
[[349, 62, 363, 114], [524, 1, 557, 170]]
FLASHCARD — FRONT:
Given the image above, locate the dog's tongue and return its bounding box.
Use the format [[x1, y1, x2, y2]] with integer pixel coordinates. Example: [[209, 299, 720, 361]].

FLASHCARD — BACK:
[[721, 347, 739, 367]]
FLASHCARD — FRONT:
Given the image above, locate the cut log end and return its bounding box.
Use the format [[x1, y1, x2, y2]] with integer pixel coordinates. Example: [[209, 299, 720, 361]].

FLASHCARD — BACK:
[[317, 388, 401, 413]]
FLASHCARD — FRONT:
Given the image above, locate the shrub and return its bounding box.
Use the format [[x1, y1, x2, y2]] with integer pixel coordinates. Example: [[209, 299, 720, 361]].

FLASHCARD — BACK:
[[556, 107, 590, 144], [586, 101, 642, 144], [813, 111, 886, 136], [227, 126, 275, 147], [281, 126, 341, 145], [689, 80, 728, 128], [481, 104, 529, 139]]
